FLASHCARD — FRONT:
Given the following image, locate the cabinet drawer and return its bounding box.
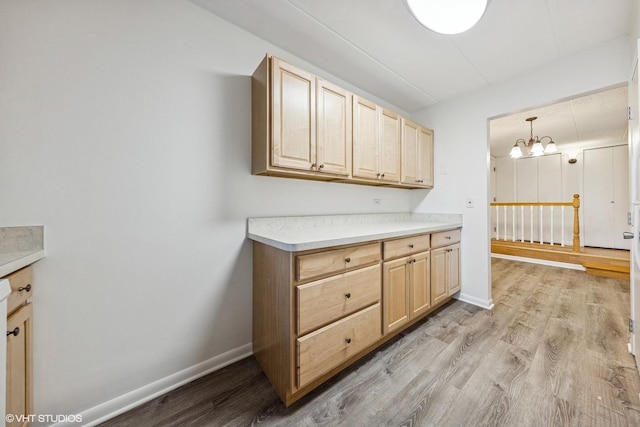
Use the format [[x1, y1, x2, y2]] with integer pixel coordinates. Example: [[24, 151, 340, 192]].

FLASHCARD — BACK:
[[297, 303, 381, 388], [431, 229, 461, 249], [6, 266, 33, 315], [383, 234, 429, 260], [297, 264, 381, 335], [296, 243, 380, 281]]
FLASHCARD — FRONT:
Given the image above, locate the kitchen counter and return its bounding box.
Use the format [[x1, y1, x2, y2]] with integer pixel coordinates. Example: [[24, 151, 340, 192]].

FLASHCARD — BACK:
[[0, 226, 45, 277], [247, 213, 462, 251]]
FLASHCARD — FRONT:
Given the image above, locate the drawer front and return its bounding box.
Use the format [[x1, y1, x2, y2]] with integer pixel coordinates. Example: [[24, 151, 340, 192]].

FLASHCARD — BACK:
[[297, 264, 381, 335], [383, 234, 430, 260], [297, 302, 381, 388], [6, 266, 33, 315], [297, 243, 380, 281], [431, 228, 461, 249]]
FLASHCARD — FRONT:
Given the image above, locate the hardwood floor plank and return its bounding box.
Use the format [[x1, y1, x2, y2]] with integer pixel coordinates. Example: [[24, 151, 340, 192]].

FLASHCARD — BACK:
[[101, 258, 640, 427]]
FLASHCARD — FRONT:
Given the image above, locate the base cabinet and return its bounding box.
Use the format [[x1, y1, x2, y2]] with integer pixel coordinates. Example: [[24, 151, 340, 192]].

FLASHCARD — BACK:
[[3, 266, 33, 427], [431, 230, 461, 305], [382, 251, 430, 334], [253, 227, 460, 406]]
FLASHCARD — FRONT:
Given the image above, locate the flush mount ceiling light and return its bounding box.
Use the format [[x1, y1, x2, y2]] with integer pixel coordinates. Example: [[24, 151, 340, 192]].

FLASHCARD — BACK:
[[509, 117, 558, 159], [406, 0, 488, 35]]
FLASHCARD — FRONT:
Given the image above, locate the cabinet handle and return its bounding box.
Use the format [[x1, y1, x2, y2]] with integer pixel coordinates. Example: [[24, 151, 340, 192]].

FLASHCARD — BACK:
[[319, 164, 324, 169], [311, 163, 316, 169], [409, 244, 414, 248], [345, 292, 351, 299], [345, 337, 351, 344], [6, 327, 19, 337], [18, 284, 31, 292], [381, 173, 385, 178], [445, 236, 451, 240], [376, 173, 381, 177], [345, 257, 351, 263]]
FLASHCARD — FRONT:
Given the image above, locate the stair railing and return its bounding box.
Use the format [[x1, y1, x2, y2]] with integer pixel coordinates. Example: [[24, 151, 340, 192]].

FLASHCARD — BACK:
[[490, 194, 581, 252]]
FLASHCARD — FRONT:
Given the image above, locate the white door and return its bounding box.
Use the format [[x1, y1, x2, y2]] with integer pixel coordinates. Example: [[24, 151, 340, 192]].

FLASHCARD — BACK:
[[628, 48, 640, 366], [613, 145, 630, 250], [584, 146, 630, 249]]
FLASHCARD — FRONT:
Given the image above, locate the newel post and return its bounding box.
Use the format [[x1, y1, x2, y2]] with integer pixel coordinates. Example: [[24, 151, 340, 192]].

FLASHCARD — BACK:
[[572, 194, 580, 252]]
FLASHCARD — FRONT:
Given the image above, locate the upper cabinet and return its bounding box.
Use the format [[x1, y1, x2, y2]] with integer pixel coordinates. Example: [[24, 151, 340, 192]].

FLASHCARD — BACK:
[[402, 119, 434, 188], [271, 57, 316, 171], [252, 54, 433, 189]]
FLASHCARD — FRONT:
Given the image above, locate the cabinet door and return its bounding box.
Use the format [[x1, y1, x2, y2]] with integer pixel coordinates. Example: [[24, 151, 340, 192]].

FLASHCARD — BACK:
[[6, 303, 32, 427], [418, 127, 434, 187], [430, 247, 448, 305], [409, 251, 431, 318], [271, 57, 316, 171], [401, 119, 419, 185], [447, 244, 461, 295], [379, 109, 401, 183], [316, 79, 351, 176], [383, 257, 409, 334], [352, 96, 379, 180]]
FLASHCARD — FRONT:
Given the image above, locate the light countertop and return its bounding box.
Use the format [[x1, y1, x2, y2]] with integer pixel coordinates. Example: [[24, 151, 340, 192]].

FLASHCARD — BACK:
[[0, 226, 45, 278], [247, 213, 462, 251]]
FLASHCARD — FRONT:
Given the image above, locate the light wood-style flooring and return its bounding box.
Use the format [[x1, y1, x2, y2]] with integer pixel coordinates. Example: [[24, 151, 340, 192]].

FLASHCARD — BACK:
[[101, 259, 640, 426]]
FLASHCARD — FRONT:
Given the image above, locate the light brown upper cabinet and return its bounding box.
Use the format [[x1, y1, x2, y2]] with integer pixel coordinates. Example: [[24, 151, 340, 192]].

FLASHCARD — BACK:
[[253, 55, 351, 178], [353, 97, 400, 184], [252, 54, 433, 189], [316, 79, 351, 176], [402, 118, 434, 188]]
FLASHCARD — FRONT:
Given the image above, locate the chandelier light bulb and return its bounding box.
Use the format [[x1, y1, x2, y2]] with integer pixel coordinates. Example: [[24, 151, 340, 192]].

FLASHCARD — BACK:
[[406, 0, 489, 35]]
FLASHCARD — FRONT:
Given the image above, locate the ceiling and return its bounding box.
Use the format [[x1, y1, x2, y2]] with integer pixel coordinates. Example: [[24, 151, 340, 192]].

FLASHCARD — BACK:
[[490, 85, 629, 158], [194, 0, 632, 154]]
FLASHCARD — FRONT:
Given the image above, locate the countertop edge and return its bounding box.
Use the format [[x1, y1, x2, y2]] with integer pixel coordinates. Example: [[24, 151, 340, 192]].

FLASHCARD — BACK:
[[0, 250, 45, 278], [248, 222, 462, 252]]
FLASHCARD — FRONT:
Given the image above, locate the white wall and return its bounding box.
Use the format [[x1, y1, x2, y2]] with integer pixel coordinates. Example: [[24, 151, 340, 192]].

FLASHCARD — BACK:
[[410, 36, 631, 309], [0, 1, 417, 422]]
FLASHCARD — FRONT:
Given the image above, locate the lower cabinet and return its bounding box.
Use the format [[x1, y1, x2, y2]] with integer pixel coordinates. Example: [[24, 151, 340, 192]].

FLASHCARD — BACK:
[[253, 227, 461, 407], [3, 266, 34, 427], [431, 230, 461, 305], [382, 251, 430, 334], [6, 304, 32, 427]]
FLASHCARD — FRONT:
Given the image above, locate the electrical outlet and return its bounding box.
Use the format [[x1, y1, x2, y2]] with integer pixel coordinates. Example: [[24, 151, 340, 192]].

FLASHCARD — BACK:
[[466, 198, 474, 208]]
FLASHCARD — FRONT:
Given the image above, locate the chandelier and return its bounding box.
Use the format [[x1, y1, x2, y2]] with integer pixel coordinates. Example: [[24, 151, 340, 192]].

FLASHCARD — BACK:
[[509, 116, 558, 158]]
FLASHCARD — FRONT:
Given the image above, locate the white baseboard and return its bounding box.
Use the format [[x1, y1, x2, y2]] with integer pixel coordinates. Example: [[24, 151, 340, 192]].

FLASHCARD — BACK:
[[456, 293, 494, 310], [491, 253, 586, 271], [50, 343, 253, 427]]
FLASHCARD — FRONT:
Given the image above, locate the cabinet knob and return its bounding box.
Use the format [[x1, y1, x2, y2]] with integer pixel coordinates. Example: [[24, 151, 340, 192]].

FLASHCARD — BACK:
[[18, 284, 31, 292], [345, 337, 351, 344], [381, 173, 385, 178], [311, 163, 317, 169], [319, 164, 324, 169], [6, 327, 19, 337], [345, 257, 351, 263], [345, 292, 351, 299], [409, 244, 414, 248], [445, 236, 451, 240]]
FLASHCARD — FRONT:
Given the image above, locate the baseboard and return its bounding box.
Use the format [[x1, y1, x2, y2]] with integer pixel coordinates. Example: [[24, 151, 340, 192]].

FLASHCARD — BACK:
[[491, 253, 586, 271], [50, 343, 253, 427], [456, 293, 494, 310]]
